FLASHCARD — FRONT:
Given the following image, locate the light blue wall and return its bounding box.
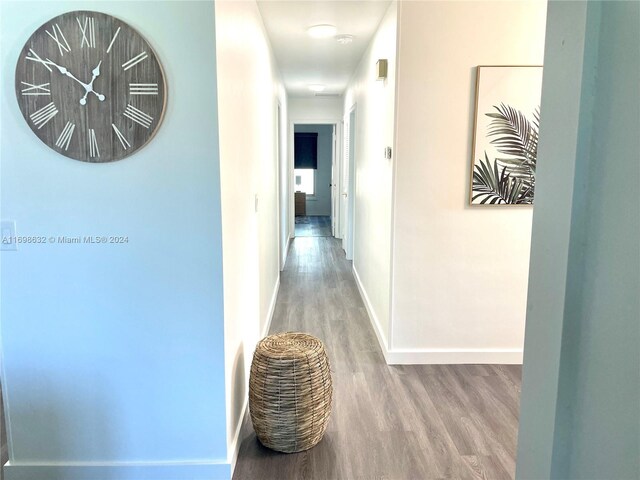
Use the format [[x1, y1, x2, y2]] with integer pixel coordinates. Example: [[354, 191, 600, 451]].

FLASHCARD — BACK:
[[294, 124, 333, 216], [1, 1, 228, 478], [517, 1, 640, 478]]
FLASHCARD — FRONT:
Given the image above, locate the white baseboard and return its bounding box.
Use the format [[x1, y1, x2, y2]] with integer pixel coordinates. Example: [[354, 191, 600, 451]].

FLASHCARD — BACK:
[[385, 348, 523, 364], [227, 396, 248, 476], [281, 235, 292, 271], [352, 266, 523, 365], [228, 274, 280, 477], [262, 275, 280, 339], [4, 461, 231, 480], [352, 266, 391, 362]]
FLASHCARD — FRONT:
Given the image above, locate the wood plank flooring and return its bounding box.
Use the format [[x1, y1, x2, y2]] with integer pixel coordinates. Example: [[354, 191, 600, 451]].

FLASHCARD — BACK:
[[294, 216, 332, 237], [233, 237, 522, 480]]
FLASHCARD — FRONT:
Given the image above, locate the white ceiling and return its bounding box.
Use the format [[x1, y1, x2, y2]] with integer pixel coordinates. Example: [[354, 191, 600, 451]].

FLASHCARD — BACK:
[[257, 1, 392, 97]]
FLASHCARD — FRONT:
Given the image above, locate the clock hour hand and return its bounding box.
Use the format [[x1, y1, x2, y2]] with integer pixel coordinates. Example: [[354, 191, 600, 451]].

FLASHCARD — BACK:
[[80, 61, 106, 106]]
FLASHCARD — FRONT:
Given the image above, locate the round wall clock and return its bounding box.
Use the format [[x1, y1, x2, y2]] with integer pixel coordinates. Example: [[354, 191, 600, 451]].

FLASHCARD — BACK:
[[15, 11, 167, 163]]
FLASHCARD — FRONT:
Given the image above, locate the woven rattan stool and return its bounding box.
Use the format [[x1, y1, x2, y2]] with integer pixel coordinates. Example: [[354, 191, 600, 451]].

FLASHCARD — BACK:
[[249, 332, 333, 453]]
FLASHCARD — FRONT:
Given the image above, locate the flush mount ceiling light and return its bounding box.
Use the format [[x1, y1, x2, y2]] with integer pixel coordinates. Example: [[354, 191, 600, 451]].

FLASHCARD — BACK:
[[335, 34, 354, 45], [307, 24, 337, 38], [308, 84, 326, 93]]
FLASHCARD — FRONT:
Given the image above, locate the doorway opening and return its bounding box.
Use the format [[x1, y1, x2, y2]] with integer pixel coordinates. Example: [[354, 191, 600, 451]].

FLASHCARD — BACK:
[[293, 123, 337, 238]]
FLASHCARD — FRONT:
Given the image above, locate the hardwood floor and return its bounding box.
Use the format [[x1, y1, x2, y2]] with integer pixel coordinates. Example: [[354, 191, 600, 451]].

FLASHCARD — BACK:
[[294, 216, 332, 237], [233, 237, 522, 480]]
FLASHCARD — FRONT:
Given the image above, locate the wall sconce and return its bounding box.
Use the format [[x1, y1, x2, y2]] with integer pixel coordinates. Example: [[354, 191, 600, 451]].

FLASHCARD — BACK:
[[376, 59, 388, 80]]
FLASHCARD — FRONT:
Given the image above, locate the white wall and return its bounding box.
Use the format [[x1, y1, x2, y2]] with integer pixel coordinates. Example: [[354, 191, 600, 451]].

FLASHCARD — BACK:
[[0, 2, 229, 479], [389, 0, 547, 363], [213, 0, 287, 472], [343, 2, 398, 352], [289, 97, 343, 121], [294, 124, 333, 216], [517, 1, 640, 478]]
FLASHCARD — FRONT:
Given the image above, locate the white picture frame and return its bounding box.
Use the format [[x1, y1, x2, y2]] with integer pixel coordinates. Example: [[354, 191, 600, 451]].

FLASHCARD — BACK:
[[469, 65, 544, 206]]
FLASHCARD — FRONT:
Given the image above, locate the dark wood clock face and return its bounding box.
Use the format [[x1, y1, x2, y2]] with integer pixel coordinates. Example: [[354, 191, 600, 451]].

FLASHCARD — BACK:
[[15, 11, 167, 163]]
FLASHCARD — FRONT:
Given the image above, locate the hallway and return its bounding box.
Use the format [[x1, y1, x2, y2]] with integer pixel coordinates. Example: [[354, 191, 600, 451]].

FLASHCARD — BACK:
[[233, 237, 522, 480], [294, 216, 332, 237]]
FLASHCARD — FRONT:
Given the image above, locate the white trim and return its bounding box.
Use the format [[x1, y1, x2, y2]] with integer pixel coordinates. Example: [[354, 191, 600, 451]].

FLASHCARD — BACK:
[[289, 117, 341, 240], [344, 104, 357, 260], [277, 102, 282, 267], [388, 2, 403, 353], [385, 348, 523, 365], [281, 235, 292, 271], [353, 266, 523, 365], [228, 275, 280, 477], [227, 397, 247, 477], [333, 122, 344, 240], [3, 462, 231, 480], [352, 265, 390, 361]]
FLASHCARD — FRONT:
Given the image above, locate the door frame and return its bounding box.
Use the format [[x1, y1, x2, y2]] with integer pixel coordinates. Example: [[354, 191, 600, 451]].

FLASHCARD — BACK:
[[343, 104, 357, 260], [331, 124, 338, 237], [276, 102, 287, 271], [288, 118, 342, 240]]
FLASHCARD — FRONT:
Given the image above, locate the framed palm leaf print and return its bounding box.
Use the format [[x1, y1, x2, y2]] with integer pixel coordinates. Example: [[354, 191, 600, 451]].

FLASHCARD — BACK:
[[469, 65, 543, 206]]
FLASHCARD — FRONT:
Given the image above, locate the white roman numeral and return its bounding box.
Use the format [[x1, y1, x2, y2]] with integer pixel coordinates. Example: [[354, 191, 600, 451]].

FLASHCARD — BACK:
[[129, 83, 158, 95], [25, 49, 52, 72], [88, 128, 100, 158], [106, 27, 121, 54], [77, 16, 96, 48], [112, 124, 131, 150], [123, 104, 153, 129], [21, 82, 50, 96], [45, 24, 71, 56], [30, 102, 58, 129], [122, 52, 148, 71], [55, 121, 75, 151]]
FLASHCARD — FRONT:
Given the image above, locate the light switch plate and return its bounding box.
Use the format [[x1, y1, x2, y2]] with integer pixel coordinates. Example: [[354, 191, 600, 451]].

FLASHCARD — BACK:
[[1, 220, 17, 251]]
